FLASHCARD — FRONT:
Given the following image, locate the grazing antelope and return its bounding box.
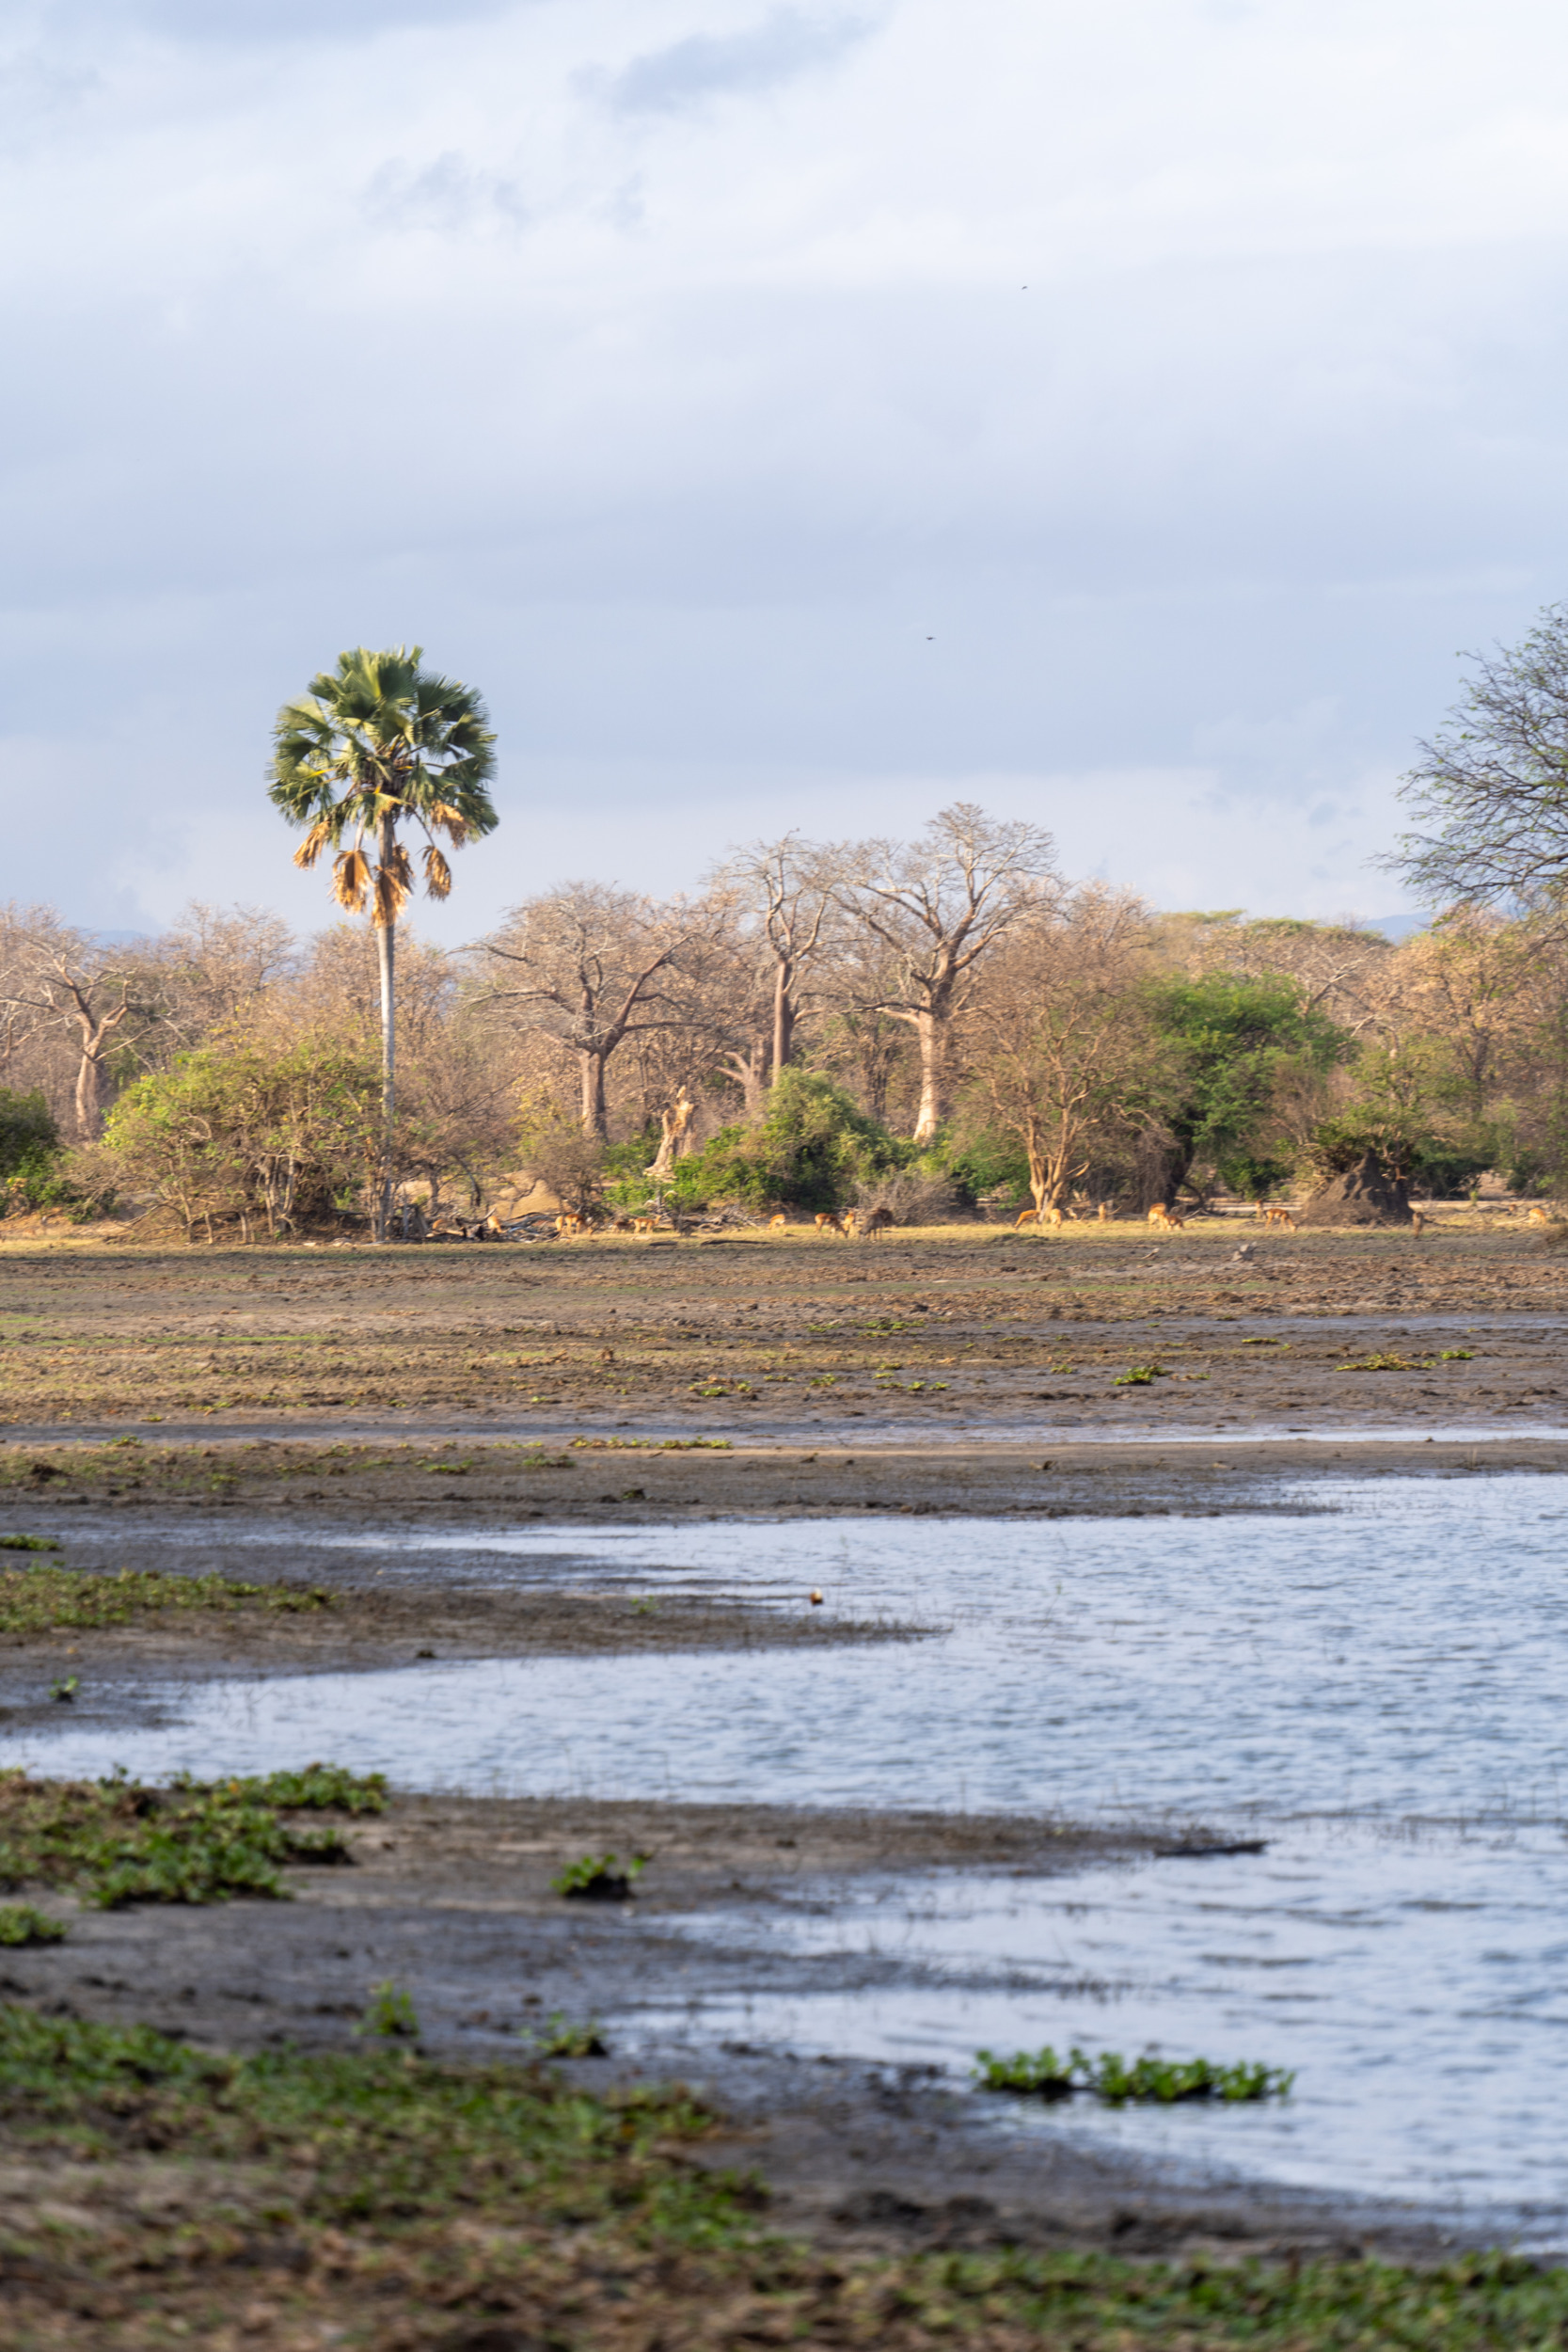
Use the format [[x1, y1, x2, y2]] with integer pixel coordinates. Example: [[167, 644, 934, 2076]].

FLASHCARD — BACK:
[[631, 1215, 657, 1235], [1148, 1202, 1184, 1231], [861, 1205, 895, 1239], [815, 1211, 847, 1236], [553, 1212, 583, 1238], [1015, 1204, 1064, 1230], [1261, 1206, 1297, 1231], [1528, 1204, 1553, 1225], [768, 1213, 787, 1231]]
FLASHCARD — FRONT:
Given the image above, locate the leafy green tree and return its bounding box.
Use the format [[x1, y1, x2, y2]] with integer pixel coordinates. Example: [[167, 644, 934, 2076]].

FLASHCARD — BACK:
[[0, 1089, 64, 1215], [663, 1069, 903, 1213], [1149, 973, 1346, 1201], [267, 646, 498, 1234]]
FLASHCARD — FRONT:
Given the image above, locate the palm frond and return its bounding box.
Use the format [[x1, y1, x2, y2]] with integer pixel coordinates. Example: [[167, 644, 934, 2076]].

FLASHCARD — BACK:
[[384, 842, 414, 892], [372, 866, 411, 928], [331, 850, 371, 913], [422, 844, 453, 899], [292, 820, 334, 871]]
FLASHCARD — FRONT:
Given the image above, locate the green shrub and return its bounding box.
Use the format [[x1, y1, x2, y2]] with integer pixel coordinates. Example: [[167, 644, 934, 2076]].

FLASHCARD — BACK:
[[665, 1071, 906, 1212]]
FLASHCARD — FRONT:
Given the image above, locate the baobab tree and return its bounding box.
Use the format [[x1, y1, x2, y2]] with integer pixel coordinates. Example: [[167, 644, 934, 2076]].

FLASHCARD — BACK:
[[835, 803, 1056, 1142], [483, 884, 726, 1140]]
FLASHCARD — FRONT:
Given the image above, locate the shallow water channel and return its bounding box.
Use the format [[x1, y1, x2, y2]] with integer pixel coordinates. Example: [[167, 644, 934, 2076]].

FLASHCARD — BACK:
[[19, 1475, 1568, 2239]]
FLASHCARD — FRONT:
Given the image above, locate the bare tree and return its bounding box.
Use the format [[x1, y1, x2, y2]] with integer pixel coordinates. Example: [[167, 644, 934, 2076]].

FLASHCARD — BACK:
[[833, 804, 1056, 1142], [1154, 912, 1392, 1039], [964, 888, 1167, 1213], [708, 833, 834, 1090], [482, 885, 728, 1139], [1387, 604, 1568, 909], [153, 903, 298, 1047], [0, 914, 164, 1140]]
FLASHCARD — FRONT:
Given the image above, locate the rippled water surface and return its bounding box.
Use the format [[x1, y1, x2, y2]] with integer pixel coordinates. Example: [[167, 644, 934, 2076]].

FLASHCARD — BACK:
[[18, 1474, 1568, 2232]]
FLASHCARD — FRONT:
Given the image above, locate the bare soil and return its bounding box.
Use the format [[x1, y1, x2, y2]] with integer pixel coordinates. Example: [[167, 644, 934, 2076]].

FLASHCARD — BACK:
[[0, 1216, 1561, 1438]]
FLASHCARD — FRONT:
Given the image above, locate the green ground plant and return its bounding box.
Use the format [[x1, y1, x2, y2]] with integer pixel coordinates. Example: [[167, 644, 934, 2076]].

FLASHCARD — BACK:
[[360, 1980, 420, 2039], [552, 1852, 646, 1900], [0, 2006, 1561, 2345], [0, 1903, 65, 1946], [527, 2010, 609, 2058], [0, 1767, 384, 1908], [0, 1560, 332, 1637]]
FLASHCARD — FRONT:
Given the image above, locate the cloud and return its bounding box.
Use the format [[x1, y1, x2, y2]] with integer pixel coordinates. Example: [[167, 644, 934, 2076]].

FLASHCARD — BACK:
[[53, 0, 519, 42], [364, 151, 529, 236], [578, 8, 873, 118]]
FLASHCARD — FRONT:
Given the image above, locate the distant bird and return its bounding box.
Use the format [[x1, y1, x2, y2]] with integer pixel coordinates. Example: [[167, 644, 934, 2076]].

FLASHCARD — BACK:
[[809, 1589, 824, 1607]]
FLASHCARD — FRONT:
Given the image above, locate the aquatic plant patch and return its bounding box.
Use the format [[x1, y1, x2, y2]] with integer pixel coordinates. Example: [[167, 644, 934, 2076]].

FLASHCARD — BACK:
[[974, 2042, 1293, 2104], [0, 1533, 60, 1551], [0, 1765, 383, 1908]]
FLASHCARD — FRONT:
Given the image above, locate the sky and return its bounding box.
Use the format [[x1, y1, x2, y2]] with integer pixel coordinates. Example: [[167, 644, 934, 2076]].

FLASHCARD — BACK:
[[6, 0, 1568, 944]]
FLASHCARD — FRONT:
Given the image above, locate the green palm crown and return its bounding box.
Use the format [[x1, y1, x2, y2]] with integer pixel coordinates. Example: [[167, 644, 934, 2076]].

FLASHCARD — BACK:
[[267, 644, 498, 923]]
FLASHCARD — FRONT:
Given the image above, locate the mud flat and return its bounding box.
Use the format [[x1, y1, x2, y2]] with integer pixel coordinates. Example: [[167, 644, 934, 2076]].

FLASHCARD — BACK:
[[0, 1791, 1463, 2269], [0, 1218, 1564, 1441]]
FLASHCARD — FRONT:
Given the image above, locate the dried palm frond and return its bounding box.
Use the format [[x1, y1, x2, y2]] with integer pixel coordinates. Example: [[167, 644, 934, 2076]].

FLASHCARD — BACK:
[[293, 820, 334, 870], [372, 866, 411, 928], [383, 842, 414, 892], [331, 849, 371, 912], [427, 801, 471, 845], [422, 845, 452, 899]]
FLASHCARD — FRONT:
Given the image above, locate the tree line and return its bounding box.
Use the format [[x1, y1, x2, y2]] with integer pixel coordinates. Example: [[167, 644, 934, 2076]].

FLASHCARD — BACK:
[[4, 830, 1568, 1236], [6, 610, 1568, 1238]]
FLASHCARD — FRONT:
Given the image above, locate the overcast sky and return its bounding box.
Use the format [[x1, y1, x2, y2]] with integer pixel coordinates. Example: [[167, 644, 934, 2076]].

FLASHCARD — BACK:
[[6, 0, 1568, 944]]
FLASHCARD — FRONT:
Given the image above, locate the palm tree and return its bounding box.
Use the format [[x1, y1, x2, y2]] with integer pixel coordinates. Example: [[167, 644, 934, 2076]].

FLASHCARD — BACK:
[[268, 645, 498, 1237]]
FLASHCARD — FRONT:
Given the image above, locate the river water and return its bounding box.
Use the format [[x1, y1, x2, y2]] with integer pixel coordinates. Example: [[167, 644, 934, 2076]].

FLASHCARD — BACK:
[[14, 1474, 1568, 2236]]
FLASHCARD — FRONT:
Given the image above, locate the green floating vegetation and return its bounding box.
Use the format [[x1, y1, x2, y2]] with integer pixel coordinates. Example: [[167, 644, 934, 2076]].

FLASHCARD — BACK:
[[0, 1765, 385, 1909], [0, 1561, 332, 1637], [974, 2042, 1293, 2105], [1113, 1361, 1171, 1387], [0, 1534, 60, 1552], [0, 1904, 65, 1947], [552, 1851, 646, 1901]]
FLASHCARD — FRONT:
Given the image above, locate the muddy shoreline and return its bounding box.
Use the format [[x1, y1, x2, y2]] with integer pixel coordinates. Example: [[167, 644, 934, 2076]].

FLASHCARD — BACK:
[[0, 1792, 1479, 2267]]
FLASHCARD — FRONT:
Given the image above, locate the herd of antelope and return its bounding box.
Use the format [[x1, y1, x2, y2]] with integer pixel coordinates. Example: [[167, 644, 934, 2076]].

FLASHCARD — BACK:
[[535, 1194, 1550, 1244]]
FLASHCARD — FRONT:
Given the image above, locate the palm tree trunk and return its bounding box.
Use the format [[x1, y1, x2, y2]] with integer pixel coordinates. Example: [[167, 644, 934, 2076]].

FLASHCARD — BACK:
[[375, 812, 397, 1242]]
